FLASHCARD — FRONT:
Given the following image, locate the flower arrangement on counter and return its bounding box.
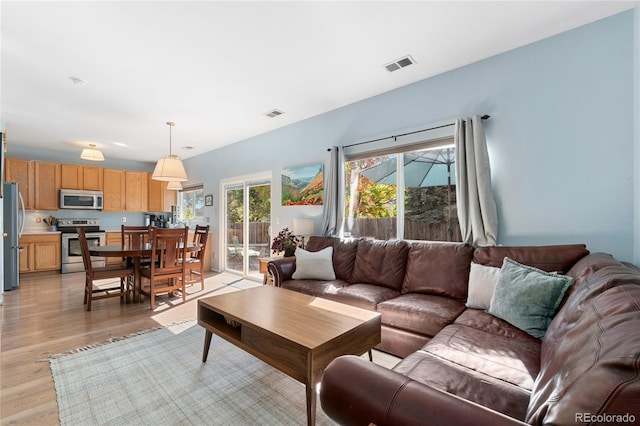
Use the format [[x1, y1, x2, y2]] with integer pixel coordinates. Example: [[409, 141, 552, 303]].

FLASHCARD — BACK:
[[271, 228, 300, 257]]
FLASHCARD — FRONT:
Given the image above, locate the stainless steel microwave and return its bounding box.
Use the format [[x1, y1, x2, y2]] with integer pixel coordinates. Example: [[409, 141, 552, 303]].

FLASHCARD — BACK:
[[59, 189, 104, 210]]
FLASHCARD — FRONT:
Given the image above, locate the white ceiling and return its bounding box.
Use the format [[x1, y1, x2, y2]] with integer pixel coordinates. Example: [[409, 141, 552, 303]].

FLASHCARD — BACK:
[[1, 1, 636, 163]]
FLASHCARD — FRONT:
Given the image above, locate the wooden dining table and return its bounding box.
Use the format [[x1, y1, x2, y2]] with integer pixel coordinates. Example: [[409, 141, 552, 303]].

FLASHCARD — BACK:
[[89, 242, 201, 303]]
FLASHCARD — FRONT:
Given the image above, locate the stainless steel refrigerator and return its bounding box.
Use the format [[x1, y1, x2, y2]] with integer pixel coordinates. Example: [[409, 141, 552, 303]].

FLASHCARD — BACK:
[[3, 182, 25, 291]]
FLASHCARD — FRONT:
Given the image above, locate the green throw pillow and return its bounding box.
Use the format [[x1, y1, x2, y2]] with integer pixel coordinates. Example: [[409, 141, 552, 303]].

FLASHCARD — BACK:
[[488, 257, 573, 339]]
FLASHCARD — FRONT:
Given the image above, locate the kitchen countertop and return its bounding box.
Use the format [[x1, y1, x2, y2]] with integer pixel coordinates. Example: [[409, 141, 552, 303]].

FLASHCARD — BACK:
[[21, 228, 62, 235]]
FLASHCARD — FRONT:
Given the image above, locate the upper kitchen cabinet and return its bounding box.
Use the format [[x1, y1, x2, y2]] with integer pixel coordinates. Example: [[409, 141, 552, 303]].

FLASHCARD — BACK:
[[125, 171, 148, 212], [83, 166, 104, 190], [5, 158, 35, 209], [60, 164, 104, 190], [148, 176, 177, 213], [103, 169, 126, 211], [34, 161, 61, 210]]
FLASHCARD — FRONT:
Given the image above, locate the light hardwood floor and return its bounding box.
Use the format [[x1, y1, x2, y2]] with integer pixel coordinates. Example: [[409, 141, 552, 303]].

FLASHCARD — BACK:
[[0, 270, 242, 425]]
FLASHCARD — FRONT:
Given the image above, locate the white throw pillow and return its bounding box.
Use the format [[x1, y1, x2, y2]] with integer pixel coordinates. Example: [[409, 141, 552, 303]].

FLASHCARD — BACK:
[[466, 262, 501, 309], [291, 246, 336, 280]]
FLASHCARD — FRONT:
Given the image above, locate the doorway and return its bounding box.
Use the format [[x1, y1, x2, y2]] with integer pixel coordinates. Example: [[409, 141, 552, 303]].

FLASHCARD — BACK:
[[222, 174, 271, 279]]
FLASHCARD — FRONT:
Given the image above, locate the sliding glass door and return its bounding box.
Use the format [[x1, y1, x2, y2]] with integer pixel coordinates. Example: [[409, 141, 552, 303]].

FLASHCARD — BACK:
[[223, 175, 271, 279]]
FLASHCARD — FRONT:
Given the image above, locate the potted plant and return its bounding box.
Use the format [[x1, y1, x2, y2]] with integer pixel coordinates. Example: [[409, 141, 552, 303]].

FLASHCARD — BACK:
[[271, 228, 300, 257]]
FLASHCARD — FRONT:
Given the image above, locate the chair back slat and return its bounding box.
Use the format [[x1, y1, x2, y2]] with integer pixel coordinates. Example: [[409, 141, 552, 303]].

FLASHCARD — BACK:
[[122, 225, 152, 248], [151, 227, 188, 277], [78, 227, 93, 276]]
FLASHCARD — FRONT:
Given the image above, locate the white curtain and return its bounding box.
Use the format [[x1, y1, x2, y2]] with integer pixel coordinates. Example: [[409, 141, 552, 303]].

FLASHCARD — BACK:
[[454, 116, 498, 246], [321, 146, 345, 236]]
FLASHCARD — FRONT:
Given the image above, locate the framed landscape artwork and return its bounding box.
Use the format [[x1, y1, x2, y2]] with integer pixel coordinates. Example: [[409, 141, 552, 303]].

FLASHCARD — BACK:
[[281, 163, 323, 206]]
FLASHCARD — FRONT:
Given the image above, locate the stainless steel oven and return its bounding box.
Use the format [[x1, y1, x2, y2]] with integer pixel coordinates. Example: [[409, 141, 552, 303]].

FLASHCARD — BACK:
[[58, 218, 106, 273]]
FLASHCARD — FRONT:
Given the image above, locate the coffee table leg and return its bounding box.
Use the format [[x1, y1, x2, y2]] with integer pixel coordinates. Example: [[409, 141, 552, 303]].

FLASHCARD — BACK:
[[306, 383, 316, 426], [202, 330, 213, 362]]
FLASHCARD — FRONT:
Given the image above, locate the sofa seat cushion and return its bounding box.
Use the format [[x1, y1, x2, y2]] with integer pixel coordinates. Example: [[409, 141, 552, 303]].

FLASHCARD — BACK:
[[527, 283, 640, 425], [323, 283, 400, 311], [393, 332, 536, 420], [421, 324, 541, 391], [280, 279, 350, 297], [401, 241, 473, 300], [377, 293, 466, 337], [454, 309, 543, 341]]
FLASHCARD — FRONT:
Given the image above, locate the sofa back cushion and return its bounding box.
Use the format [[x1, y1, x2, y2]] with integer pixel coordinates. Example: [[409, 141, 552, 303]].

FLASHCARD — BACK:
[[526, 280, 640, 424], [473, 244, 589, 273], [402, 241, 473, 301], [306, 236, 359, 282], [351, 239, 409, 290]]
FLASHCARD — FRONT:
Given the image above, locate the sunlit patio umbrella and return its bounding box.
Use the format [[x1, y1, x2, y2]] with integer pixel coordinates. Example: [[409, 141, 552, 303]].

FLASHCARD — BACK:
[[361, 148, 455, 188], [360, 147, 456, 239]]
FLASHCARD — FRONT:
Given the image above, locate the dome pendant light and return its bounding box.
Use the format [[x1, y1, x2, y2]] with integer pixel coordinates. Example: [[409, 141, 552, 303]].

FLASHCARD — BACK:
[[152, 121, 188, 182], [80, 143, 105, 161]]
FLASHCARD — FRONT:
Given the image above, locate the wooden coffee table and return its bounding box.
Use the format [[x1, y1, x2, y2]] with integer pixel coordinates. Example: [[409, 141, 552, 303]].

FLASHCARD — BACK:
[[197, 285, 381, 426]]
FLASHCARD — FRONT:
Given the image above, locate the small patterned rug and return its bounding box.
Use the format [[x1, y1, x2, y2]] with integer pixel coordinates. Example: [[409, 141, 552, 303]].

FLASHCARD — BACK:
[[49, 320, 337, 425]]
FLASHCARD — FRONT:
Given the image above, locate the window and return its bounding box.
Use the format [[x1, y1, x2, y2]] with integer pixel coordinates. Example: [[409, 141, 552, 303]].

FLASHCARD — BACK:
[[344, 138, 461, 242], [177, 184, 205, 221]]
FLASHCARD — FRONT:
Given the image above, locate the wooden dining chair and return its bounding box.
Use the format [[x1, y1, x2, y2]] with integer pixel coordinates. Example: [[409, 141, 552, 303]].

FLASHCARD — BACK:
[[78, 227, 132, 311], [140, 227, 189, 310], [185, 224, 209, 291], [121, 224, 152, 265]]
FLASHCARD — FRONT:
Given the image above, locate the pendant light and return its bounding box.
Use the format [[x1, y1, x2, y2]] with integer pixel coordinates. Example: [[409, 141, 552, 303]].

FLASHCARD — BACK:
[[166, 181, 183, 190], [152, 121, 188, 182], [80, 143, 105, 161]]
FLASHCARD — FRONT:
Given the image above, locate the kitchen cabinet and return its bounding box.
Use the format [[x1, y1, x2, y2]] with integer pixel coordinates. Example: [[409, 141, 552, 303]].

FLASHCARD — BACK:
[[60, 164, 83, 189], [19, 234, 61, 273], [148, 176, 177, 213], [105, 232, 123, 266], [103, 169, 126, 211], [5, 158, 35, 209], [125, 171, 148, 212], [60, 164, 104, 190], [34, 161, 61, 210], [83, 166, 104, 190]]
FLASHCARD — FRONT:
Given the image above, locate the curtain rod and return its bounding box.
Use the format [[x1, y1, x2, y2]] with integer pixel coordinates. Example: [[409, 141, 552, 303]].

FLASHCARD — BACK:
[[331, 115, 490, 151]]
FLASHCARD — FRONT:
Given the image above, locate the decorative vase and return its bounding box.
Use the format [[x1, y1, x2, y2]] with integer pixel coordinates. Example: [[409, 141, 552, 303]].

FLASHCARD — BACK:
[[284, 246, 296, 257]]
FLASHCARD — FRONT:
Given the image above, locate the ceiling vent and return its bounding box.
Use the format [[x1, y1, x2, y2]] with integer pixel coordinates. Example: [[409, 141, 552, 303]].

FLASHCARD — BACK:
[[264, 109, 284, 118], [384, 55, 416, 72]]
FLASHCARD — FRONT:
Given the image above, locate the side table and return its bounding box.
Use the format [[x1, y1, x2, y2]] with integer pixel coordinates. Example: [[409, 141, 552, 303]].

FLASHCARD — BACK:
[[258, 257, 275, 285]]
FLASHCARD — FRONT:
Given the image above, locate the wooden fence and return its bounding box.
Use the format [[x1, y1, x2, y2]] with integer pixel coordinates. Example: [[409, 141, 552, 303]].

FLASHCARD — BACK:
[[349, 217, 462, 242], [228, 218, 462, 246]]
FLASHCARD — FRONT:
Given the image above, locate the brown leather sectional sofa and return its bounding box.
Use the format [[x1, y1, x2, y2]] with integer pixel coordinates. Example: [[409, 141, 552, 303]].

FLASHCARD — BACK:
[[267, 236, 640, 425]]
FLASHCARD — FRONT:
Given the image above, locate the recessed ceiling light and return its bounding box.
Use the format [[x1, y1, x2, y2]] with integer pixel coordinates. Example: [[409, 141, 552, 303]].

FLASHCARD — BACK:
[[264, 109, 284, 118], [383, 55, 416, 73], [69, 76, 87, 86], [181, 146, 194, 150], [113, 142, 127, 147]]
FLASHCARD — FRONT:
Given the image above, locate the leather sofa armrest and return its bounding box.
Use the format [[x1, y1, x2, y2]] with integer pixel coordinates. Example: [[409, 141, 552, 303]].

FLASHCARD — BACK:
[[320, 355, 527, 426], [267, 257, 296, 287]]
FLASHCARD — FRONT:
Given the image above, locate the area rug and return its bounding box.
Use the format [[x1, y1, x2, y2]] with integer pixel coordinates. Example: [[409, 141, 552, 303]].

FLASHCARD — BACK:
[[49, 320, 337, 425], [223, 278, 262, 290]]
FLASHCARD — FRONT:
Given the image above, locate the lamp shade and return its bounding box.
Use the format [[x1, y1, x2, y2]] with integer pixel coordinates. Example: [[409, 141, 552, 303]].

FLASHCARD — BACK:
[[166, 181, 183, 190], [80, 145, 105, 161], [152, 155, 188, 181], [293, 218, 315, 236]]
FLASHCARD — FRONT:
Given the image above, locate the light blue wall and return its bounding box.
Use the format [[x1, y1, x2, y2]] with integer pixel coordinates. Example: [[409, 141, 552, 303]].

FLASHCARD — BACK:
[[187, 10, 635, 267]]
